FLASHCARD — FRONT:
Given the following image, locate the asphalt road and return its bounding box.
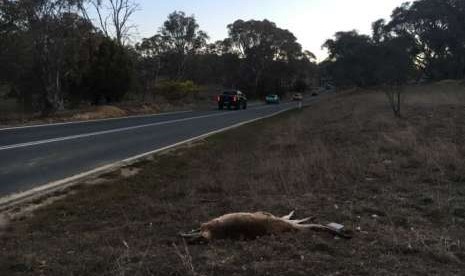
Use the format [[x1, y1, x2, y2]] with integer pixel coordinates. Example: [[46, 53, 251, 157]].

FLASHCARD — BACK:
[[0, 101, 308, 197]]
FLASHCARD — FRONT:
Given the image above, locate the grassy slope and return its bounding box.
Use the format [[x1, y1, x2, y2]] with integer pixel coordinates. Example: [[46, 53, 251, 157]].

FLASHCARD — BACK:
[[1, 82, 465, 275]]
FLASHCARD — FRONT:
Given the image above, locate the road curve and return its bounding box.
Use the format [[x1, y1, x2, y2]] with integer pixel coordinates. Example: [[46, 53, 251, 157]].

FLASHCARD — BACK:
[[0, 101, 309, 198]]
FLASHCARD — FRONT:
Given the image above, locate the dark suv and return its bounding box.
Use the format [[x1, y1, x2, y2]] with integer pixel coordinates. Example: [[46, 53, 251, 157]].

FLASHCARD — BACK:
[[217, 90, 247, 110]]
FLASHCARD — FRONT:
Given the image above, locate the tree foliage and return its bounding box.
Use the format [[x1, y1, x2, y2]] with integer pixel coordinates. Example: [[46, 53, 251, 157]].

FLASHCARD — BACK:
[[84, 38, 133, 104], [323, 30, 415, 87], [386, 0, 465, 80], [0, 0, 135, 114], [322, 0, 465, 87], [1, 4, 317, 115], [136, 16, 317, 98], [225, 19, 315, 96]]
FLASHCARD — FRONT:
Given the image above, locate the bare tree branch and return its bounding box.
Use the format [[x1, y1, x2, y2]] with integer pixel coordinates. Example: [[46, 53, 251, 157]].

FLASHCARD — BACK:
[[85, 0, 138, 45]]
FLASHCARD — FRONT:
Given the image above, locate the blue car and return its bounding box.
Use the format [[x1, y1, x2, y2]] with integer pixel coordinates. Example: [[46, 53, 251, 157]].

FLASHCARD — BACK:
[[265, 94, 280, 104]]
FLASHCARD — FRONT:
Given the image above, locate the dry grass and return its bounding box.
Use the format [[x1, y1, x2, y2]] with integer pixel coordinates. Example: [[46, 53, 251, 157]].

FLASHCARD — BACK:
[[0, 102, 172, 127], [71, 106, 128, 121], [406, 80, 465, 105], [0, 85, 220, 127], [1, 82, 465, 275]]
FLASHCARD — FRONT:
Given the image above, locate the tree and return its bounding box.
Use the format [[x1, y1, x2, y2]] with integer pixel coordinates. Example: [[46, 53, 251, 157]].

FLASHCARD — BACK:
[[136, 11, 209, 98], [84, 38, 133, 104], [1, 0, 96, 115], [0, 0, 134, 113], [227, 19, 306, 96], [85, 0, 139, 46], [135, 34, 165, 101], [159, 11, 209, 79], [322, 17, 418, 117], [372, 19, 388, 44], [0, 0, 31, 86], [386, 0, 465, 80], [322, 31, 377, 87]]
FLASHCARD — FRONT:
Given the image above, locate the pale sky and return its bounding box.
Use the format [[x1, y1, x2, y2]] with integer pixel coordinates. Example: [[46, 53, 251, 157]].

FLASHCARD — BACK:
[[131, 0, 407, 61]]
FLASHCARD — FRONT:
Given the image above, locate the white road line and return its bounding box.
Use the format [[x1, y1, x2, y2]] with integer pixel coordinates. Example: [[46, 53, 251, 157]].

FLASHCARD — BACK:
[[0, 103, 294, 151], [0, 110, 193, 131], [0, 112, 226, 151], [0, 105, 297, 210], [0, 101, 285, 131]]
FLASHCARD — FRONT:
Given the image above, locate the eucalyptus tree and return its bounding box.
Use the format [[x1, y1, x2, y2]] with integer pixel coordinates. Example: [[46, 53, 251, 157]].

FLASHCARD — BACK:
[[386, 0, 465, 79], [159, 11, 209, 79], [135, 34, 165, 100], [0, 0, 97, 114], [227, 19, 305, 95], [83, 0, 139, 46]]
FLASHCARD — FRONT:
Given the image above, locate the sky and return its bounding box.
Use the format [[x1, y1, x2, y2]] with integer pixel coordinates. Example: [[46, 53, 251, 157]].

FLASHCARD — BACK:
[[130, 0, 407, 61]]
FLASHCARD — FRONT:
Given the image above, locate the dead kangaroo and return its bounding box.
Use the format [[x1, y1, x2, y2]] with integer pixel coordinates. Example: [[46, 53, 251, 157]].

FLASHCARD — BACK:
[[180, 211, 351, 242]]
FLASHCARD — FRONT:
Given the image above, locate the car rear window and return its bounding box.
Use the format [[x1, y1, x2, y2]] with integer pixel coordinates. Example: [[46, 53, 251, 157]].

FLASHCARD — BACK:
[[223, 91, 237, 95]]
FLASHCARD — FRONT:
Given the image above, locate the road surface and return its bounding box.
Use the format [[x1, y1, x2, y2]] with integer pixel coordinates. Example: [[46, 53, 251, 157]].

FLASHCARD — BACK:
[[0, 101, 307, 198]]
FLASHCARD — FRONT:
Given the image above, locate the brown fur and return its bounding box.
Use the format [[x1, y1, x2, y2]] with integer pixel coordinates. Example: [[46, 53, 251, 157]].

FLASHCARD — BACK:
[[181, 211, 350, 241], [200, 212, 297, 240]]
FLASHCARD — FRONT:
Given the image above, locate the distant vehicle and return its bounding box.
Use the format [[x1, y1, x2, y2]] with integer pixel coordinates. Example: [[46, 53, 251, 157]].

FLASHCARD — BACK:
[[292, 93, 303, 101], [217, 90, 247, 110], [265, 94, 280, 104]]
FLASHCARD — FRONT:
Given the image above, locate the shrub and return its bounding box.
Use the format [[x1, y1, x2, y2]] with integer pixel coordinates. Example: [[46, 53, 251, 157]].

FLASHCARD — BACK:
[[156, 80, 200, 102]]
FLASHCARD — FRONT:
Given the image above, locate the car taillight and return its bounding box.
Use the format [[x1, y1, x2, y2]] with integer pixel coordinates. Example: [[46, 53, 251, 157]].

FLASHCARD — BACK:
[[233, 96, 237, 102], [216, 96, 220, 102]]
